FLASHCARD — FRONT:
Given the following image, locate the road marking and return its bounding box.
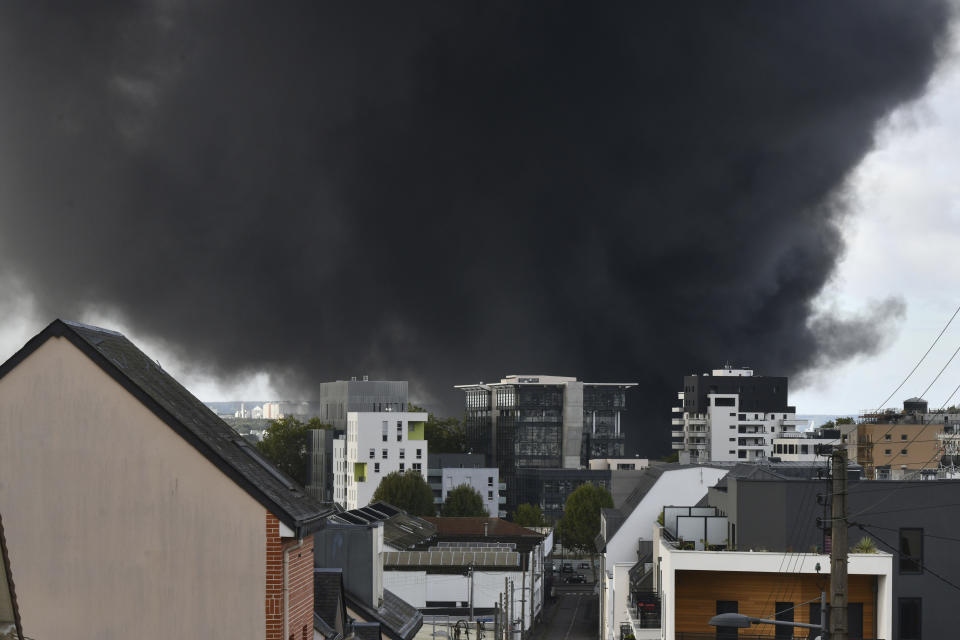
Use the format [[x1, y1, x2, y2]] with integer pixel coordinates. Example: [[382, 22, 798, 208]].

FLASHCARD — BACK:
[[563, 595, 582, 640]]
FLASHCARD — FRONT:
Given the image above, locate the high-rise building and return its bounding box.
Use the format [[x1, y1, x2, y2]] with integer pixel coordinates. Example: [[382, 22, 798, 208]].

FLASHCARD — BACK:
[[456, 375, 636, 512], [315, 378, 408, 431], [672, 366, 803, 463], [332, 411, 429, 510], [306, 428, 334, 502]]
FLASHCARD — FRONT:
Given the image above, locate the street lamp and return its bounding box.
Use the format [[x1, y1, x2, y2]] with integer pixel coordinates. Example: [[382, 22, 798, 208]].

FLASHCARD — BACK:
[[709, 593, 827, 640]]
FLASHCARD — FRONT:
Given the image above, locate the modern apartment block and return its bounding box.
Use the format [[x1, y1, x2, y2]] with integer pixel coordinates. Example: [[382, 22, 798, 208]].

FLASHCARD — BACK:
[[316, 378, 408, 430], [672, 366, 803, 463], [306, 428, 335, 502], [333, 412, 428, 509], [427, 453, 505, 518]]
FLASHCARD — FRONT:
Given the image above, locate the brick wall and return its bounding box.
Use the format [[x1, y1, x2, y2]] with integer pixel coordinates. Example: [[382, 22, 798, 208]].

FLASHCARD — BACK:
[[266, 512, 316, 640]]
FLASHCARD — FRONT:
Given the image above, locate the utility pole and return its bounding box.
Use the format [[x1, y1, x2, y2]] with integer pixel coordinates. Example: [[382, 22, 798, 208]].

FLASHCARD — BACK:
[[520, 566, 526, 639], [469, 567, 475, 622], [506, 577, 511, 640], [830, 448, 848, 640]]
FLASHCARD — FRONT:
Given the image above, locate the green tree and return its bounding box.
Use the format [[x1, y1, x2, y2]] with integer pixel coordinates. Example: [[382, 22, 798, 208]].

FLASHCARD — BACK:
[[836, 417, 854, 425], [441, 484, 487, 517], [372, 470, 437, 516], [409, 403, 467, 453], [558, 483, 614, 553], [513, 503, 547, 528], [255, 416, 332, 486], [660, 452, 679, 463]]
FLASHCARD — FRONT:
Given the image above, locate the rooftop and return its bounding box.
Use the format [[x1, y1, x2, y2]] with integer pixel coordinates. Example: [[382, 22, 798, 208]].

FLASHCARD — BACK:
[[0, 320, 332, 535]]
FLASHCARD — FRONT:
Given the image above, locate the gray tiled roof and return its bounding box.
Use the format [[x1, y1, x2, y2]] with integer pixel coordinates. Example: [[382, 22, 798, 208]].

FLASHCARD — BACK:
[[345, 588, 423, 640], [329, 502, 436, 549], [1, 320, 333, 534], [314, 568, 345, 637]]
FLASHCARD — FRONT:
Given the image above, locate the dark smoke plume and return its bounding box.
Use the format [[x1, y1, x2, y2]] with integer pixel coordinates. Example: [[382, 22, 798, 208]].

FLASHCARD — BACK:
[[0, 2, 951, 454]]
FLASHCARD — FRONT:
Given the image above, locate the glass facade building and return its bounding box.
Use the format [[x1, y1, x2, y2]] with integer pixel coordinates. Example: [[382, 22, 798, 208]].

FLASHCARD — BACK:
[[457, 375, 635, 516]]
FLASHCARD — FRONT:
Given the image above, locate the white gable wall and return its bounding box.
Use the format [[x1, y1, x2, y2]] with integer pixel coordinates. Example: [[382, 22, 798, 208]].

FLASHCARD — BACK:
[[0, 337, 268, 640]]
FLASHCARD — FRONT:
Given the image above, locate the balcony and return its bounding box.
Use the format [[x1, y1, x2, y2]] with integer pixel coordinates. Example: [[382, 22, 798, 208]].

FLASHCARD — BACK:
[[671, 442, 685, 450], [677, 391, 684, 401], [671, 430, 684, 438], [498, 496, 507, 504], [672, 406, 682, 413], [671, 418, 684, 426], [498, 482, 507, 490]]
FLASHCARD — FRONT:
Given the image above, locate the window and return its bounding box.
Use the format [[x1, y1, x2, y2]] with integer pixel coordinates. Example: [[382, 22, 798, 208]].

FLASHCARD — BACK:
[[729, 425, 736, 429], [900, 529, 923, 573], [729, 450, 736, 455], [902, 449, 908, 455], [382, 449, 388, 459], [774, 602, 793, 640], [902, 433, 908, 440], [374, 463, 380, 473], [885, 433, 892, 440], [412, 463, 421, 472], [382, 421, 388, 442], [885, 449, 892, 455], [729, 412, 736, 417], [729, 437, 735, 442], [716, 601, 738, 640], [369, 448, 375, 459], [399, 463, 405, 472], [899, 598, 922, 640], [488, 476, 493, 486], [714, 397, 735, 407], [400, 448, 405, 459], [737, 451, 746, 458], [488, 490, 493, 499], [417, 449, 423, 459]]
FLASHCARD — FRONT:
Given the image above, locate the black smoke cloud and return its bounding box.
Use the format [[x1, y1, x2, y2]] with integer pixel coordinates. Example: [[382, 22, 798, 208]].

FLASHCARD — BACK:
[[0, 2, 951, 454]]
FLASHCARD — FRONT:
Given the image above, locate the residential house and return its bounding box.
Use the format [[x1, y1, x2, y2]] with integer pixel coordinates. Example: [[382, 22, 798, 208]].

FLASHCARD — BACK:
[[0, 320, 331, 639]]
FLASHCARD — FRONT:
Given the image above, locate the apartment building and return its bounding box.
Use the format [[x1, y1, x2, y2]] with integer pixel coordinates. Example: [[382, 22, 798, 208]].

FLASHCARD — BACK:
[[856, 398, 955, 479], [427, 453, 505, 517], [672, 366, 804, 463], [315, 378, 408, 430], [333, 411, 429, 509]]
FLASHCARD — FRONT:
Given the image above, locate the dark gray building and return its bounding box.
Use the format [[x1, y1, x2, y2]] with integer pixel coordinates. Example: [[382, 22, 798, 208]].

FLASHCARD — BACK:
[[456, 375, 636, 515], [706, 462, 960, 640], [315, 378, 408, 430], [306, 428, 335, 502]]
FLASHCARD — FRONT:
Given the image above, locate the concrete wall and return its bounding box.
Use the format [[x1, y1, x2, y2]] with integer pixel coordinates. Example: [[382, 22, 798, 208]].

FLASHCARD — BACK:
[[562, 381, 584, 468], [0, 337, 267, 639]]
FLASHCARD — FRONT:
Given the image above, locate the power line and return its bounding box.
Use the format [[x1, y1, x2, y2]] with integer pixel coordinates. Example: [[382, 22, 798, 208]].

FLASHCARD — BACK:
[[871, 302, 960, 413], [855, 522, 960, 545], [920, 342, 960, 400], [854, 523, 960, 593]]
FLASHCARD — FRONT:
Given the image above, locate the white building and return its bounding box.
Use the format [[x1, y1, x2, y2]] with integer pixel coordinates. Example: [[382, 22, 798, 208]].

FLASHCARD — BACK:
[[334, 411, 429, 510], [597, 465, 729, 640], [642, 522, 893, 640], [428, 453, 504, 517], [672, 367, 806, 463], [589, 458, 650, 471]]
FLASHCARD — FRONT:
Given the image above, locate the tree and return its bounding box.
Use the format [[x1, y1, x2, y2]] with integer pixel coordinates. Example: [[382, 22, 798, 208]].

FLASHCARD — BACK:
[[558, 482, 614, 553], [513, 503, 547, 528], [660, 452, 679, 463], [372, 470, 436, 516], [441, 484, 488, 517], [409, 403, 467, 453], [255, 416, 332, 486], [836, 417, 854, 425]]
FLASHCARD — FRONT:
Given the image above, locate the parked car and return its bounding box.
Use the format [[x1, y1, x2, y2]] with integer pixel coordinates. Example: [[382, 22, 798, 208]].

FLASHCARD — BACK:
[[561, 563, 573, 573], [564, 575, 586, 584], [579, 561, 590, 569]]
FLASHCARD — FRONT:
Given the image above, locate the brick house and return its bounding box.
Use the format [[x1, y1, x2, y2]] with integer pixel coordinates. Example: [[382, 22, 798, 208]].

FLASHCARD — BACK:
[[0, 320, 332, 639]]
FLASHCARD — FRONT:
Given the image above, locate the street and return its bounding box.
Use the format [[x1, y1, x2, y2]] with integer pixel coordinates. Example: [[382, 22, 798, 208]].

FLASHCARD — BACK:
[[533, 590, 597, 640]]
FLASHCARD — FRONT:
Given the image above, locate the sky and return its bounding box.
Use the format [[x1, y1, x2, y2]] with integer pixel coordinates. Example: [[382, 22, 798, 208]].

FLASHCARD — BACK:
[[0, 2, 957, 455]]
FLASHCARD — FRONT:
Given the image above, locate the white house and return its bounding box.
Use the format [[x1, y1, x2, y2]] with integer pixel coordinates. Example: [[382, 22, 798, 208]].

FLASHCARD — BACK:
[[597, 464, 729, 640], [334, 411, 429, 509]]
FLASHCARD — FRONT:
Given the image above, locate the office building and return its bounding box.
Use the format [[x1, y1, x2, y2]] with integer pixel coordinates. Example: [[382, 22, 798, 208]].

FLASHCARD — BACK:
[[333, 411, 428, 510], [456, 375, 636, 513], [672, 365, 805, 463]]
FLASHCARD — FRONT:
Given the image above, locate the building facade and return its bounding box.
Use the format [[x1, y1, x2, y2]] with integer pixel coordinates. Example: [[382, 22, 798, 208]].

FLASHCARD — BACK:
[[334, 411, 429, 509], [427, 453, 505, 517], [0, 320, 329, 640], [457, 375, 636, 513], [316, 378, 408, 430], [306, 428, 335, 502], [672, 366, 804, 463]]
